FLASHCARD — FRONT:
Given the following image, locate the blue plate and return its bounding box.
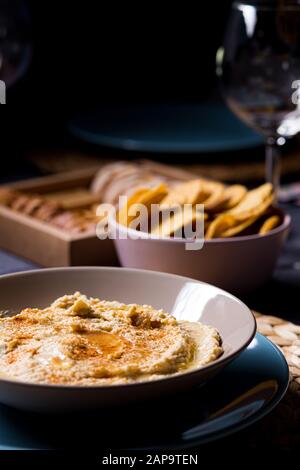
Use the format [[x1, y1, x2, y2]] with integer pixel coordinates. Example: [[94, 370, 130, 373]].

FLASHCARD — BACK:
[[68, 104, 263, 153], [0, 333, 288, 450]]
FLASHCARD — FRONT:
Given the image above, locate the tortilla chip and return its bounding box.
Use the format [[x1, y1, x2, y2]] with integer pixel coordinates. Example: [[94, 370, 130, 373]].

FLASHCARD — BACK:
[[259, 215, 281, 235], [205, 214, 237, 239], [220, 216, 258, 238], [226, 184, 274, 221], [241, 194, 274, 221], [151, 207, 206, 238], [214, 185, 247, 212], [117, 188, 149, 226], [138, 183, 169, 206], [160, 179, 205, 208], [201, 181, 226, 211], [117, 184, 168, 227]]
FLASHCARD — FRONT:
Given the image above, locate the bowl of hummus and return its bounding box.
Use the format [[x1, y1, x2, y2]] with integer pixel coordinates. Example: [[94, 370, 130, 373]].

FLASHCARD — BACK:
[[0, 267, 256, 412]]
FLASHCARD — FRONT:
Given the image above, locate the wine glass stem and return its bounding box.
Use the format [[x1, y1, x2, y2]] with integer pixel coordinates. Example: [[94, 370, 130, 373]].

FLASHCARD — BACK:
[[265, 138, 281, 195]]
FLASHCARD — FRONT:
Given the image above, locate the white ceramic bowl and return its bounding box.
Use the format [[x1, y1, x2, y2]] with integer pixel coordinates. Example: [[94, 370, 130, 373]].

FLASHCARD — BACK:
[[111, 212, 291, 295], [0, 267, 255, 412]]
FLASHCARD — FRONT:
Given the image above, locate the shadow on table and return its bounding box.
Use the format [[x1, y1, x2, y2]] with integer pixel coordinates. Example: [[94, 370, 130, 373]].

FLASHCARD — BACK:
[[242, 276, 300, 324]]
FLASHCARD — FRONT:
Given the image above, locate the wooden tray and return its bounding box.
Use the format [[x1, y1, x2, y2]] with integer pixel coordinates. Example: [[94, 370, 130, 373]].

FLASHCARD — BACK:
[[0, 169, 117, 267]]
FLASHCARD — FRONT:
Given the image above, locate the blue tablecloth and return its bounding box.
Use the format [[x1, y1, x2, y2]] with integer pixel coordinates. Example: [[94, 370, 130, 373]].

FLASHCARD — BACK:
[[0, 251, 38, 275]]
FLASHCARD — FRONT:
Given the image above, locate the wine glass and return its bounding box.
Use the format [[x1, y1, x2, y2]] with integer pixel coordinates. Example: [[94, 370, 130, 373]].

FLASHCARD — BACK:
[[217, 0, 300, 193]]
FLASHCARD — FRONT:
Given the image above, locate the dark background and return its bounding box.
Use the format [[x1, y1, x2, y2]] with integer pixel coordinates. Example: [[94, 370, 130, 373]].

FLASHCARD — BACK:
[[26, 1, 232, 104], [3, 1, 233, 153]]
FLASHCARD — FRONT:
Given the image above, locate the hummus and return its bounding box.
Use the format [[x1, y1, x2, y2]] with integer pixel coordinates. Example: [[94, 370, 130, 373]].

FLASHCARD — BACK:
[[0, 292, 223, 385]]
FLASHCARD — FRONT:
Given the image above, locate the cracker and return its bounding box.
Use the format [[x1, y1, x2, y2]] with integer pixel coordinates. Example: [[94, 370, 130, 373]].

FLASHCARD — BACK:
[[259, 215, 281, 235], [226, 183, 274, 221], [205, 214, 236, 239], [151, 206, 205, 238], [201, 181, 226, 211], [160, 179, 205, 208], [220, 216, 258, 237], [118, 184, 168, 227], [214, 185, 247, 212]]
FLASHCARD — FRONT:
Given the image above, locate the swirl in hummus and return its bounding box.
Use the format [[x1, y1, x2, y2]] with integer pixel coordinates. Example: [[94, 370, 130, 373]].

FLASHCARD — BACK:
[[0, 293, 223, 385]]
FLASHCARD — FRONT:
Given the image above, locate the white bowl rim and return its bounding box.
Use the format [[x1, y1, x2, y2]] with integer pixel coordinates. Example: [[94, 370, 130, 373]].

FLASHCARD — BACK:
[[110, 210, 291, 244], [0, 266, 256, 390]]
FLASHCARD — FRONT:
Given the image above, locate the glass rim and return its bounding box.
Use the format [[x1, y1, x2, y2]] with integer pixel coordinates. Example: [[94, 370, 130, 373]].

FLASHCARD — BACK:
[[233, 1, 300, 11]]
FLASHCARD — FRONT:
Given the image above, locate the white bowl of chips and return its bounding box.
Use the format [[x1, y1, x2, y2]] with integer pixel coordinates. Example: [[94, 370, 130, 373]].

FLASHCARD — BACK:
[[110, 180, 291, 294]]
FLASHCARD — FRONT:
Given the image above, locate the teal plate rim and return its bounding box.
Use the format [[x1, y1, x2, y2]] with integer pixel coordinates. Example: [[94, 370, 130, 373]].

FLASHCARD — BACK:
[[140, 332, 290, 450], [68, 104, 263, 154], [0, 333, 289, 451]]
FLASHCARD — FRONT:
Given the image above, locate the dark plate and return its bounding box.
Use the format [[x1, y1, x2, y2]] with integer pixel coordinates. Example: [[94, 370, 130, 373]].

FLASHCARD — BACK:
[[68, 103, 263, 153], [0, 333, 289, 450]]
